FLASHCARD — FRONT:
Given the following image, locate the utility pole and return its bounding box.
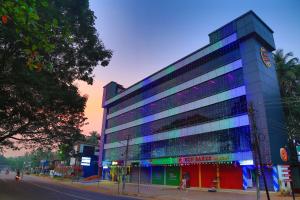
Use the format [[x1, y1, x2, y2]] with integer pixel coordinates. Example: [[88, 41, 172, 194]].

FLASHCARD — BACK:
[[249, 105, 260, 200], [287, 105, 296, 200], [122, 135, 130, 194], [138, 163, 141, 193], [117, 166, 120, 194], [256, 168, 261, 200], [248, 103, 271, 200]]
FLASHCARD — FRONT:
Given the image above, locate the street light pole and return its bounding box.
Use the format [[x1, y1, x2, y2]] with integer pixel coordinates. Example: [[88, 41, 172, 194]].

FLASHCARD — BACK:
[[248, 103, 270, 200], [138, 163, 141, 193], [122, 135, 130, 194]]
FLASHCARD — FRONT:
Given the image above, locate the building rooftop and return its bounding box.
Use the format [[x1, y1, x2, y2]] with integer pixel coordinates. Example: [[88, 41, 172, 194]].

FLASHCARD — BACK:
[[103, 10, 273, 106]]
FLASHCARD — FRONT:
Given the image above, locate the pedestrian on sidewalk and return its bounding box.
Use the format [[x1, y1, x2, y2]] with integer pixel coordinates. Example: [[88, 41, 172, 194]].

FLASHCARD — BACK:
[[178, 176, 187, 191]]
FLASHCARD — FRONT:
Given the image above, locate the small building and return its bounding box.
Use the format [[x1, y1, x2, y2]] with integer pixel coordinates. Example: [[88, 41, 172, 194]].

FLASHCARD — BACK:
[[72, 142, 99, 178], [99, 11, 288, 191]]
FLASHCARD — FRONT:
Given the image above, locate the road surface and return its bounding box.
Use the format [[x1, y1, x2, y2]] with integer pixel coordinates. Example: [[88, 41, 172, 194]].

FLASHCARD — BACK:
[[0, 172, 139, 200]]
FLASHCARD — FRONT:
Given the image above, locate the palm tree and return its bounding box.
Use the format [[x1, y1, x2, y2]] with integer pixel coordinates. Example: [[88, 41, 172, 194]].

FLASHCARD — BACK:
[[274, 49, 300, 161], [273, 49, 300, 97], [86, 131, 100, 146]]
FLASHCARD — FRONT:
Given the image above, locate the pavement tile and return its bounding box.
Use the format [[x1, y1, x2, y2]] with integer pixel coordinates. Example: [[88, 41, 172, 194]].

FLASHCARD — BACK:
[[32, 175, 300, 200]]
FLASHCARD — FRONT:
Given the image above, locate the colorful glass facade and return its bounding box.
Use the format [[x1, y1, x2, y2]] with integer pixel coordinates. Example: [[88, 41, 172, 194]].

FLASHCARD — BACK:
[[99, 11, 287, 190]]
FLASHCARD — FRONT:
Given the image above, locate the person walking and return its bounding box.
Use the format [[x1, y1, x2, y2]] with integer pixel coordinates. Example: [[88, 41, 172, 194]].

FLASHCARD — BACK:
[[178, 176, 186, 191]]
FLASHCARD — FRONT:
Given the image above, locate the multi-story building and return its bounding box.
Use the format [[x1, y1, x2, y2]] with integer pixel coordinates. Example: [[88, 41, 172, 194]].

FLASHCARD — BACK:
[[99, 11, 287, 190]]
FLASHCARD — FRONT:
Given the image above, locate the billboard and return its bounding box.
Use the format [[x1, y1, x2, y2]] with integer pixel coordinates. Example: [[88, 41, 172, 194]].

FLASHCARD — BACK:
[[81, 157, 91, 166]]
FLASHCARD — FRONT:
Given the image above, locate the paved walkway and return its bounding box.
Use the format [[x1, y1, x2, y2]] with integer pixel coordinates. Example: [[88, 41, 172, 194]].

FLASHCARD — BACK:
[[35, 176, 300, 200]]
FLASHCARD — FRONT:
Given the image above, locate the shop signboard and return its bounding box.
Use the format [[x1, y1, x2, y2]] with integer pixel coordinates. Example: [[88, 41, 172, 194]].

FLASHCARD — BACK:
[[128, 160, 151, 167], [81, 157, 91, 166], [111, 160, 124, 166], [102, 161, 111, 166], [151, 157, 178, 165], [278, 165, 291, 183], [70, 157, 76, 166], [280, 147, 288, 162], [179, 152, 252, 164], [260, 47, 272, 67]]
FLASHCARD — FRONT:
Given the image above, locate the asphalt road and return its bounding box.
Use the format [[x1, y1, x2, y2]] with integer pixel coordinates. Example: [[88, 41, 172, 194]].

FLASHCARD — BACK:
[[0, 172, 138, 200]]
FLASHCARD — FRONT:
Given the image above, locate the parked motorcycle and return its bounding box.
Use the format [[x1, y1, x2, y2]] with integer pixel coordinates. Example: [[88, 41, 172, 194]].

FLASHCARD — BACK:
[[15, 169, 21, 181]]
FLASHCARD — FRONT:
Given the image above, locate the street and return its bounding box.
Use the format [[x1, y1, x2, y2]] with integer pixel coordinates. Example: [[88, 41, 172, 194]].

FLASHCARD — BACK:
[[0, 172, 138, 200]]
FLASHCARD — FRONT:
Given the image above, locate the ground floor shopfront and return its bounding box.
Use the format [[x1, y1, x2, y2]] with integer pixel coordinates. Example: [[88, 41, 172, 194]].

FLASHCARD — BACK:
[[129, 164, 246, 189], [101, 151, 281, 191]]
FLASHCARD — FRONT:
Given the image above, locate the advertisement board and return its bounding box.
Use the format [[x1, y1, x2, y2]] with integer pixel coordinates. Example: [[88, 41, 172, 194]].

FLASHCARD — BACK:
[[81, 157, 91, 166]]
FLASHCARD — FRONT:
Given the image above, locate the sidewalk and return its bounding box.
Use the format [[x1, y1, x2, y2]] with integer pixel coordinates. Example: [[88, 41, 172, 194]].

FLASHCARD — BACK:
[[34, 176, 300, 200]]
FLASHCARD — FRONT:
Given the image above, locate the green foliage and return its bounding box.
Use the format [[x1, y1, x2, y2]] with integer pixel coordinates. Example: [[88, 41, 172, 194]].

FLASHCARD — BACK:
[[6, 157, 24, 170], [0, 154, 7, 165], [0, 0, 57, 71], [0, 65, 88, 150], [5, 149, 56, 170], [1, 0, 112, 74], [29, 148, 56, 168], [274, 49, 300, 141], [0, 0, 112, 151], [57, 132, 85, 162], [274, 49, 300, 97], [274, 49, 300, 163], [85, 131, 100, 146], [57, 144, 70, 162]]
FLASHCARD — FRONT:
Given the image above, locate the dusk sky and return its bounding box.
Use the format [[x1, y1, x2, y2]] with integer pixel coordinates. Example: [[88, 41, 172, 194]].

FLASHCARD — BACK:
[[5, 0, 300, 157]]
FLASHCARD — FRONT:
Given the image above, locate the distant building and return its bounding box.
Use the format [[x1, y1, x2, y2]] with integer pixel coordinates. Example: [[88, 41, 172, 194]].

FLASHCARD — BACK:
[[72, 142, 99, 178], [99, 11, 288, 190]]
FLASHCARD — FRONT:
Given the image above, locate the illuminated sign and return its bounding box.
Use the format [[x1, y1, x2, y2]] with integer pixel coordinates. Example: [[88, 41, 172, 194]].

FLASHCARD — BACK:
[[280, 147, 288, 162], [140, 160, 151, 166], [260, 47, 271, 67], [81, 157, 91, 166], [239, 160, 254, 166], [112, 161, 118, 165], [102, 161, 112, 166], [179, 154, 232, 164], [179, 152, 253, 164], [151, 157, 178, 165], [278, 165, 291, 182]]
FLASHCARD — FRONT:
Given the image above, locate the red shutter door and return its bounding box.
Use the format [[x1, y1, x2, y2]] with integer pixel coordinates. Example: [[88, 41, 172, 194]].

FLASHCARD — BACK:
[[219, 164, 242, 189], [201, 164, 217, 188], [181, 165, 199, 187]]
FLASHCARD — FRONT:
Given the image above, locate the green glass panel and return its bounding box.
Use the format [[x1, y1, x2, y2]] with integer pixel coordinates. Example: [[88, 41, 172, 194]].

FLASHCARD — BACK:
[[152, 166, 165, 185]]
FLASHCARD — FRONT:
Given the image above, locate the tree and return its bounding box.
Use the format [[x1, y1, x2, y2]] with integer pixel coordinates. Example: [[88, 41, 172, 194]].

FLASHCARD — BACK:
[[0, 0, 112, 151], [85, 131, 100, 146], [5, 149, 57, 171], [57, 133, 85, 162], [0, 154, 7, 167], [274, 49, 300, 162], [29, 148, 56, 168], [274, 49, 300, 97], [0, 0, 57, 71], [0, 68, 88, 151]]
